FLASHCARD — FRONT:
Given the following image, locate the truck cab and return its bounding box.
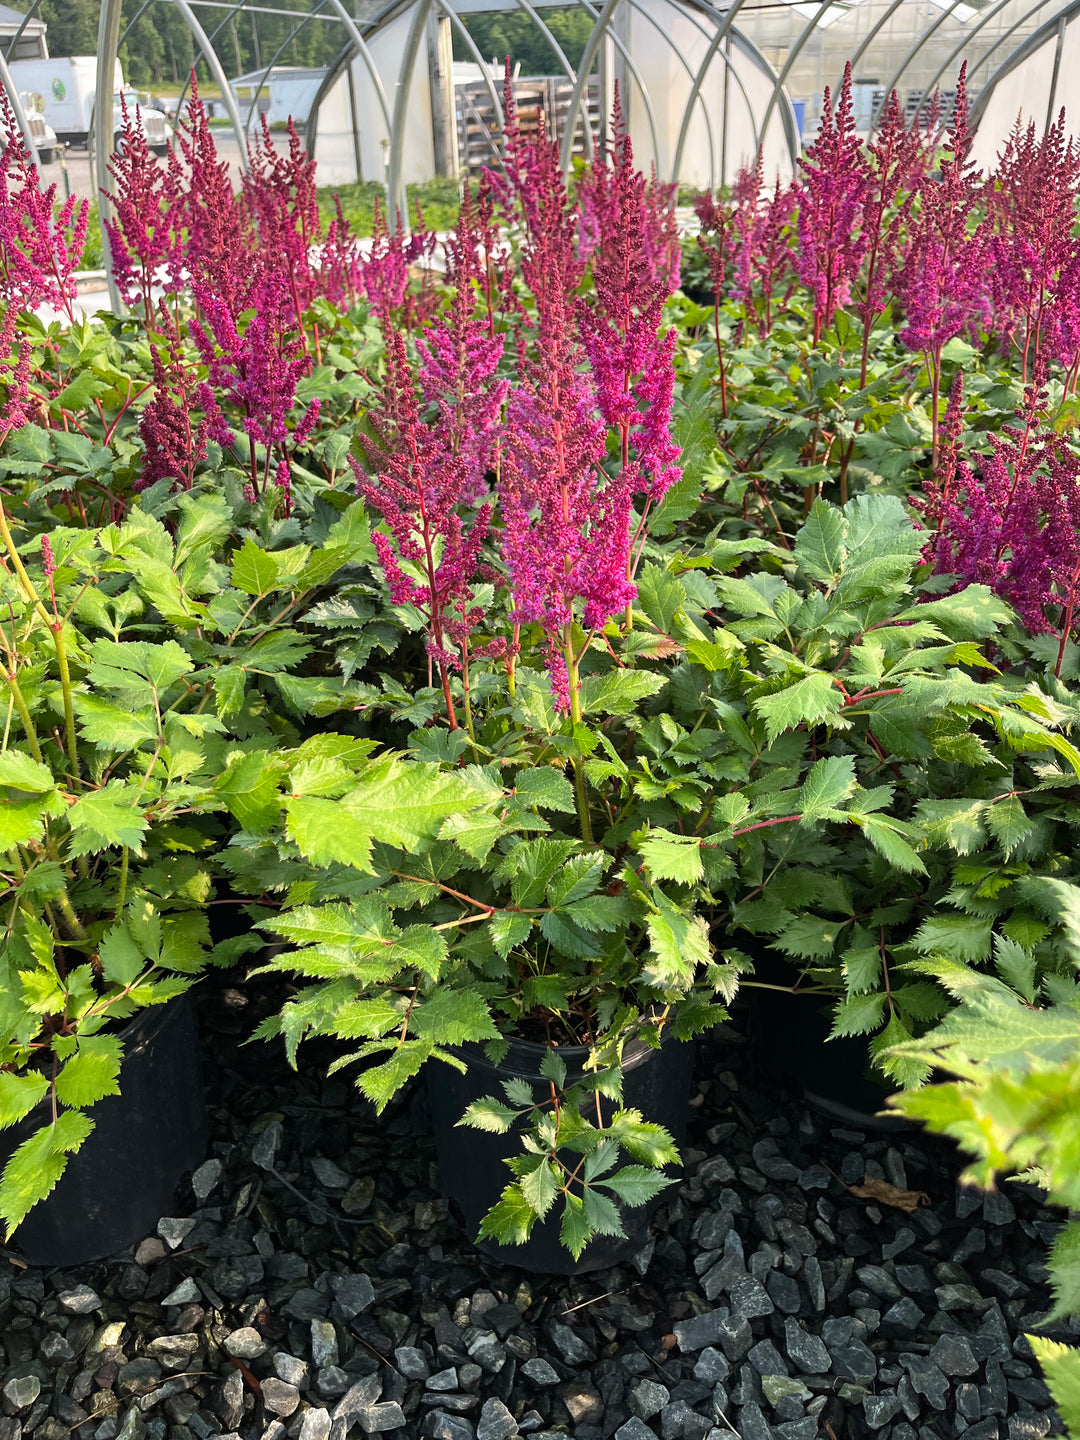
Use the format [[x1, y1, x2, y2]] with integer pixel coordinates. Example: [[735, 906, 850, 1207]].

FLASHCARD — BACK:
[[114, 90, 173, 156]]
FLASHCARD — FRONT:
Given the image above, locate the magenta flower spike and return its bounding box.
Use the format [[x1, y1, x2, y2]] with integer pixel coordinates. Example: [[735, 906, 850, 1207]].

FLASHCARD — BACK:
[[987, 111, 1080, 382], [351, 182, 507, 731], [494, 74, 630, 715], [896, 64, 991, 466], [794, 64, 870, 347], [103, 93, 181, 326], [138, 309, 209, 493], [0, 90, 87, 322], [243, 116, 322, 343]]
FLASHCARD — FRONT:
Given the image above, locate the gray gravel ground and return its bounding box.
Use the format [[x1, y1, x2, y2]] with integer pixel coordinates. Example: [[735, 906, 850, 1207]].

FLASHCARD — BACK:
[[1, 976, 1074, 1440]]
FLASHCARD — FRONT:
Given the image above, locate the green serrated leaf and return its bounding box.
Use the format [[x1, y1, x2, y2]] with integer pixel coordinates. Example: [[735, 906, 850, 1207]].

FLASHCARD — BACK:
[[214, 752, 283, 838], [285, 796, 374, 872], [231, 538, 284, 596], [753, 672, 843, 744], [798, 755, 857, 822], [67, 783, 149, 856], [0, 1073, 49, 1129], [514, 767, 577, 814], [54, 1036, 123, 1109], [0, 1110, 94, 1238], [635, 830, 705, 885], [1028, 1336, 1080, 1433]]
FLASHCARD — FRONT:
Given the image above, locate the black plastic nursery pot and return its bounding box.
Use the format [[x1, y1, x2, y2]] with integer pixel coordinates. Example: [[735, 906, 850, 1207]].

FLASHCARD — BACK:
[[427, 1030, 696, 1275], [749, 984, 908, 1132], [2, 996, 208, 1267]]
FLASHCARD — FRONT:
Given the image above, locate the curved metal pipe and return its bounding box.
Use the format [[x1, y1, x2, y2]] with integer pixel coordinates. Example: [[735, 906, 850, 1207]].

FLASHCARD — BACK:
[[912, 0, 1068, 128], [386, 0, 432, 231], [578, 0, 662, 173], [241, 1, 332, 135], [872, 0, 979, 129], [0, 49, 41, 160], [669, 0, 752, 183], [513, 0, 594, 160], [846, 0, 910, 88], [323, 0, 397, 160], [757, 0, 835, 147], [172, 0, 251, 163], [725, 22, 799, 165], [968, 0, 1080, 132], [632, 0, 770, 184], [96, 0, 125, 313], [558, 0, 619, 173], [304, 36, 356, 159], [437, 0, 505, 141]]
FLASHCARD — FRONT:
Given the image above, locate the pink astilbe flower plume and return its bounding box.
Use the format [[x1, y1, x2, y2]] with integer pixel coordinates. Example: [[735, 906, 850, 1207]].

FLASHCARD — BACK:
[[926, 375, 1080, 675], [896, 64, 990, 466], [103, 93, 182, 326], [730, 151, 796, 336], [693, 188, 736, 416], [987, 111, 1080, 382], [576, 91, 681, 509], [137, 307, 209, 493], [357, 195, 435, 321], [190, 266, 315, 494], [794, 63, 870, 347], [243, 116, 322, 345], [856, 89, 924, 385], [350, 323, 500, 730], [170, 76, 250, 312], [495, 70, 631, 713], [0, 90, 87, 321]]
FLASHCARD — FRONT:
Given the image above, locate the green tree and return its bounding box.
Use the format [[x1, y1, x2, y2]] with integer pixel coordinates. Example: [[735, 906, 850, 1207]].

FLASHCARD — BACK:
[[453, 7, 596, 74]]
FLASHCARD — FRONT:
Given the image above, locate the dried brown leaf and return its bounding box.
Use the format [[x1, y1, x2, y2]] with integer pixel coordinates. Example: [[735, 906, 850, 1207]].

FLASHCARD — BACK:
[[847, 1175, 930, 1212]]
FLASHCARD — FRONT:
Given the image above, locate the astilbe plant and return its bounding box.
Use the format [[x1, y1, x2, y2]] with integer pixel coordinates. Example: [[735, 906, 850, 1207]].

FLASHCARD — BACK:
[[926, 374, 1080, 675], [575, 95, 681, 563], [190, 265, 319, 504], [855, 89, 925, 386], [137, 307, 209, 493], [897, 64, 990, 466], [172, 78, 250, 313], [0, 92, 87, 323], [357, 196, 436, 322], [243, 116, 322, 353], [730, 152, 796, 337], [351, 184, 508, 733], [496, 87, 628, 745], [693, 189, 734, 416], [103, 93, 182, 327], [988, 112, 1080, 383], [794, 63, 869, 348]]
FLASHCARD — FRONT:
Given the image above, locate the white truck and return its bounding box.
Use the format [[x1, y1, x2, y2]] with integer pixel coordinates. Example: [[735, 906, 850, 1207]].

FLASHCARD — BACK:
[[7, 57, 172, 154]]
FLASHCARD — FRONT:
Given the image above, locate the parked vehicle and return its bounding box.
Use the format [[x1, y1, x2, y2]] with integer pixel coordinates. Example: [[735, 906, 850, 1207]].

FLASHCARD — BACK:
[[7, 57, 171, 154], [7, 92, 60, 164]]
